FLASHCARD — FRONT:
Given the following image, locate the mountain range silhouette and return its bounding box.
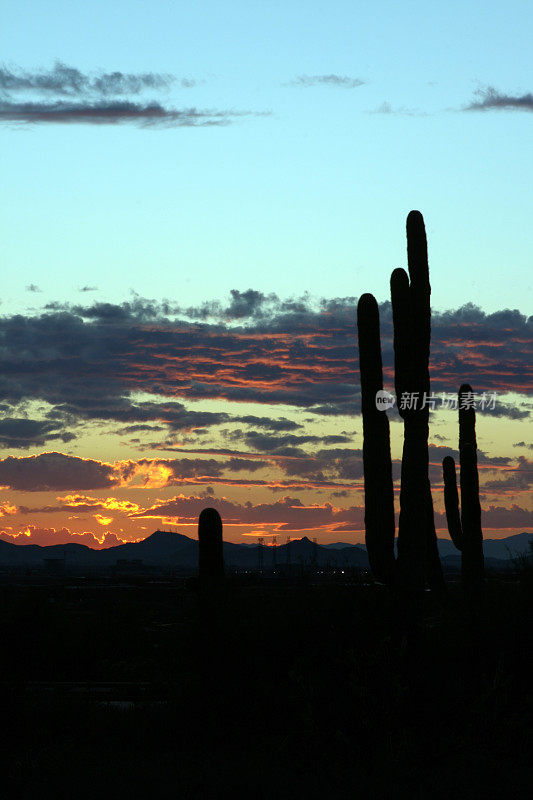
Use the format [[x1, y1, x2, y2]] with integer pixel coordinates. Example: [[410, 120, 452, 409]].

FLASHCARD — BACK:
[[0, 530, 530, 570]]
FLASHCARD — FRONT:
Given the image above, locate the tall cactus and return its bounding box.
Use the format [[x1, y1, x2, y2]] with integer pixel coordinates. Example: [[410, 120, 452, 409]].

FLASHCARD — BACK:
[[442, 384, 484, 593], [198, 507, 224, 585], [357, 211, 445, 595]]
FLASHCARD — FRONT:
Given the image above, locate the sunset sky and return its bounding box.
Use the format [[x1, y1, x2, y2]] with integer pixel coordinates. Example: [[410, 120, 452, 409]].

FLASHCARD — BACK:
[[0, 0, 531, 548]]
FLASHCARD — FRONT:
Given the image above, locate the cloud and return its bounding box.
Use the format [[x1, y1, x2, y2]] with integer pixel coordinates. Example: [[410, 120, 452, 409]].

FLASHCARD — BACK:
[[129, 491, 533, 533], [226, 457, 270, 473], [369, 101, 427, 117], [474, 504, 533, 528], [0, 296, 528, 444], [427, 443, 512, 468], [464, 87, 533, 113], [0, 453, 119, 492], [0, 62, 264, 127], [25, 284, 42, 293], [0, 501, 17, 517], [287, 74, 364, 88], [0, 62, 177, 96], [79, 286, 98, 293], [232, 415, 302, 432], [0, 418, 75, 449], [0, 100, 260, 127], [224, 429, 352, 457], [0, 524, 126, 548], [17, 494, 141, 516], [182, 289, 283, 321], [430, 504, 533, 531], [132, 492, 367, 532], [482, 457, 533, 494]]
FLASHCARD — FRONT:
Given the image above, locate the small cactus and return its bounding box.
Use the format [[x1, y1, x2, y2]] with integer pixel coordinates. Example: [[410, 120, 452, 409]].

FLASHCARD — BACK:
[[442, 384, 484, 593], [198, 507, 224, 584]]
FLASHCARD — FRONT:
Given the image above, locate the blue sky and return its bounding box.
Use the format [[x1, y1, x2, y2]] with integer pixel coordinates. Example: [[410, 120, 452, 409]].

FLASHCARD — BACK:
[[0, 1, 531, 547], [1, 0, 531, 314]]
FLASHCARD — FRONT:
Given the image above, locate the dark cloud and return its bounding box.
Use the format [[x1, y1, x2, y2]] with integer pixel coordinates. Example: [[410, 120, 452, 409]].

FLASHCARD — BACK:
[[0, 62, 177, 96], [119, 424, 165, 434], [225, 430, 352, 456], [226, 457, 270, 473], [0, 418, 75, 449], [25, 284, 42, 293], [287, 74, 364, 89], [427, 443, 513, 468], [132, 492, 367, 532], [464, 87, 533, 113], [0, 452, 119, 492], [0, 63, 264, 127], [79, 286, 98, 293], [478, 401, 530, 420], [0, 100, 260, 127], [468, 504, 533, 529], [482, 457, 533, 494], [0, 296, 529, 440], [276, 447, 364, 482], [182, 289, 281, 321], [133, 492, 533, 533], [232, 415, 302, 432]]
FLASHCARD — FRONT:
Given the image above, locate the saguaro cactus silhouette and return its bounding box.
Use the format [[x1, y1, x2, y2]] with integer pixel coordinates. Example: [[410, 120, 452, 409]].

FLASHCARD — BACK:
[[442, 384, 484, 592], [198, 507, 224, 584], [357, 211, 445, 595]]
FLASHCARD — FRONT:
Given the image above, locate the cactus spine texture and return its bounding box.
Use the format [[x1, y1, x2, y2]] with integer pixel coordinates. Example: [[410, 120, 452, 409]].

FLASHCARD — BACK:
[[442, 384, 484, 593], [357, 211, 445, 594]]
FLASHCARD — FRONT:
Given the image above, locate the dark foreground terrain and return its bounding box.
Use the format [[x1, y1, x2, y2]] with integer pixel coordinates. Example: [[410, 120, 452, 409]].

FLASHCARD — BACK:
[[1, 567, 532, 798]]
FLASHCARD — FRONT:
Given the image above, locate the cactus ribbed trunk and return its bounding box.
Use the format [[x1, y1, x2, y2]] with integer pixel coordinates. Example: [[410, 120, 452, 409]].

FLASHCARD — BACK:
[[459, 383, 484, 591], [442, 456, 463, 550], [396, 212, 445, 595], [357, 211, 445, 596], [442, 384, 484, 594], [198, 507, 224, 584], [357, 294, 396, 585]]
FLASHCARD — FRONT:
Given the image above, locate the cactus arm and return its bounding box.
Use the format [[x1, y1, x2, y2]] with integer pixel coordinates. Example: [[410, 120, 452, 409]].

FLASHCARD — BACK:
[[406, 209, 431, 400], [394, 212, 441, 594], [357, 293, 396, 584], [406, 213, 447, 593], [391, 264, 425, 591], [390, 267, 411, 412], [198, 507, 224, 583], [424, 492, 447, 595], [458, 384, 484, 591], [442, 456, 463, 551]]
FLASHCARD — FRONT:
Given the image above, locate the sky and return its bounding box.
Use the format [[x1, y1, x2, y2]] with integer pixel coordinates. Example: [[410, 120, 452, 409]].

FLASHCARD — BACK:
[[0, 0, 531, 548]]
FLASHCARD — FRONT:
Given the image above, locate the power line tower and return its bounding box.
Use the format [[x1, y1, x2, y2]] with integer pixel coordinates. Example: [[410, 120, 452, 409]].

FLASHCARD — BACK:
[[257, 536, 264, 573], [272, 535, 277, 571], [312, 537, 318, 571], [286, 536, 292, 575]]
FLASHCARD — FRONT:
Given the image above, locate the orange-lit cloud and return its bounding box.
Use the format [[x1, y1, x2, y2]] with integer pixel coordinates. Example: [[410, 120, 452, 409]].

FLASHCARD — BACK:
[[0, 500, 17, 517], [0, 525, 129, 548], [94, 514, 113, 526]]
